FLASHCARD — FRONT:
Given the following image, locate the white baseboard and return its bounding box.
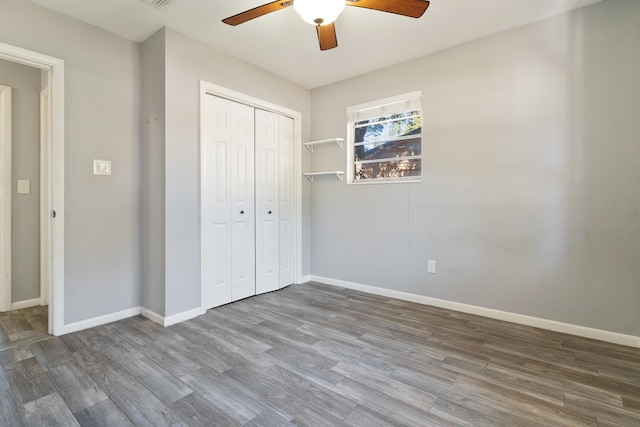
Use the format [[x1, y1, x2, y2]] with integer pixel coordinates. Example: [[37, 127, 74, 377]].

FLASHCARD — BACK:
[[63, 307, 142, 335], [298, 274, 312, 284], [141, 306, 201, 327], [11, 297, 42, 310], [310, 275, 640, 349]]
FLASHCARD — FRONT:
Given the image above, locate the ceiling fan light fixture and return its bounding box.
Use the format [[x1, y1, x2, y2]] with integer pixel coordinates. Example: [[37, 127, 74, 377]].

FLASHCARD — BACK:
[[294, 0, 345, 26]]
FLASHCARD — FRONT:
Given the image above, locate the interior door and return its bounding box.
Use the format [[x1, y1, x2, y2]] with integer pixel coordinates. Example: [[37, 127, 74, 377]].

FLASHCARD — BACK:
[[202, 95, 255, 309], [278, 115, 294, 288], [255, 109, 280, 294]]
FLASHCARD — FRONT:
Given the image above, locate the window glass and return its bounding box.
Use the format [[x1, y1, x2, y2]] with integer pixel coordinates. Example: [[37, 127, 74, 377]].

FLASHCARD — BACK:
[[348, 94, 422, 184]]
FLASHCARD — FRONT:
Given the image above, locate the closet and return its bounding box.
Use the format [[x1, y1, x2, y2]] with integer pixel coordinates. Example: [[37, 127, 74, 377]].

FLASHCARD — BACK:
[[202, 94, 294, 309]]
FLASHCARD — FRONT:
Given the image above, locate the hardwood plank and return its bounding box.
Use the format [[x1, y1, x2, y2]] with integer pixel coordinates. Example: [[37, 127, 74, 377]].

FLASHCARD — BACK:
[[0, 345, 34, 366], [72, 346, 131, 388], [121, 356, 192, 404], [429, 397, 512, 427], [268, 363, 357, 420], [311, 339, 398, 376], [134, 341, 200, 379], [441, 356, 566, 406], [24, 311, 48, 335], [21, 392, 79, 427], [390, 366, 511, 417], [331, 361, 437, 410], [244, 410, 295, 427], [332, 377, 438, 426], [291, 406, 352, 427], [73, 399, 134, 427], [224, 363, 312, 421], [343, 404, 429, 427], [0, 367, 23, 426], [102, 374, 185, 427], [564, 392, 640, 426], [169, 392, 242, 427], [131, 319, 184, 346], [89, 334, 144, 364], [454, 375, 598, 426], [0, 315, 40, 341], [6, 357, 56, 404], [30, 338, 74, 370], [622, 395, 640, 413], [47, 362, 108, 413], [166, 330, 233, 374], [181, 369, 265, 424]]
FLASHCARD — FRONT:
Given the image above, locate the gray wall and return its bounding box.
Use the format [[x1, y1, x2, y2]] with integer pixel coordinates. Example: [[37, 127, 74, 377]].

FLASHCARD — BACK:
[[0, 0, 142, 323], [162, 28, 311, 317], [141, 28, 166, 316], [309, 0, 640, 336], [0, 59, 41, 303]]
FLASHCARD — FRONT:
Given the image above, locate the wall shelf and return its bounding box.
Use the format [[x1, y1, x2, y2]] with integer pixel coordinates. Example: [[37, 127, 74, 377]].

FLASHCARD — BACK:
[[303, 171, 344, 182], [303, 138, 344, 152]]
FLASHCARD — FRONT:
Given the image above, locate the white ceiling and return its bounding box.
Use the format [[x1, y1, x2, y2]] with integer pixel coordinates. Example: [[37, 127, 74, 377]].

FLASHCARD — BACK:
[[28, 0, 602, 89]]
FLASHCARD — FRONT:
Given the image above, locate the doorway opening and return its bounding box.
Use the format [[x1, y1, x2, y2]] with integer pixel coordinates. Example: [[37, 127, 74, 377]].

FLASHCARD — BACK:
[[0, 42, 64, 336]]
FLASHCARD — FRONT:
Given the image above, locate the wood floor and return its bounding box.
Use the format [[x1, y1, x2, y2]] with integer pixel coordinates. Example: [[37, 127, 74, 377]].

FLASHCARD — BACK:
[[1, 283, 639, 426]]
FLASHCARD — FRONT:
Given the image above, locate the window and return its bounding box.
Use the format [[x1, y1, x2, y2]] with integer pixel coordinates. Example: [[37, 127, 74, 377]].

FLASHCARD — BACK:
[[347, 92, 422, 184]]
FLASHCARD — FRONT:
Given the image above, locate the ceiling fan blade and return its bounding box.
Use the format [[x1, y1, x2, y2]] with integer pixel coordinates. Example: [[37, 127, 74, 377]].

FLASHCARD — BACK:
[[346, 0, 430, 18], [316, 23, 338, 51], [223, 1, 292, 26]]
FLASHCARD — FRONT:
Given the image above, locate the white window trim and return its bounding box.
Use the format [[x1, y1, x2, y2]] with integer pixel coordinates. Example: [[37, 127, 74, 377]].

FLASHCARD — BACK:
[[347, 91, 422, 185]]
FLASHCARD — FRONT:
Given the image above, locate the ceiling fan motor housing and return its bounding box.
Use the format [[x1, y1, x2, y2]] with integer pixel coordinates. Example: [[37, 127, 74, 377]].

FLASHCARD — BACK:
[[293, 0, 346, 26]]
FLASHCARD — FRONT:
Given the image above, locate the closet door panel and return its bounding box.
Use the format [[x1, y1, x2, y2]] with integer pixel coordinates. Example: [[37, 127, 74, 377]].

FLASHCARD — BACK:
[[230, 104, 255, 301], [255, 109, 279, 294], [203, 96, 232, 308], [278, 115, 294, 288], [203, 95, 255, 308]]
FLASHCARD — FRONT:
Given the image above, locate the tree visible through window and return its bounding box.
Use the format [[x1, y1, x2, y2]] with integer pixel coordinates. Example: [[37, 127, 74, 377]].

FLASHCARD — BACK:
[[348, 92, 422, 183]]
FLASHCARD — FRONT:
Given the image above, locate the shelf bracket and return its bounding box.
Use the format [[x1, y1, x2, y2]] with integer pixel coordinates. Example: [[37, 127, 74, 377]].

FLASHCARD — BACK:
[[303, 138, 344, 152], [303, 171, 344, 182]]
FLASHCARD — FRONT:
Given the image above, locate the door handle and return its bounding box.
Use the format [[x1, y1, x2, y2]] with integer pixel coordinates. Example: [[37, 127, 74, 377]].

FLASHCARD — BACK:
[[240, 210, 245, 214], [268, 211, 272, 215]]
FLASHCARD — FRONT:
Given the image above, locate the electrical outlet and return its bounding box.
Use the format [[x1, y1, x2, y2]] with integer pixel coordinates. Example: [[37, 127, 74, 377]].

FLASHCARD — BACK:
[[427, 259, 436, 274], [93, 159, 112, 176], [17, 180, 30, 194]]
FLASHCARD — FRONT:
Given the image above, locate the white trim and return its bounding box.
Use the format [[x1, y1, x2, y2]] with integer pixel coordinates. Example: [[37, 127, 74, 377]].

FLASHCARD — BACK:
[[40, 87, 50, 307], [0, 85, 12, 312], [299, 274, 312, 284], [62, 307, 141, 335], [199, 81, 304, 314], [0, 42, 64, 336], [140, 307, 164, 325], [11, 297, 41, 311], [346, 91, 423, 115], [310, 275, 640, 349], [346, 91, 422, 185], [141, 306, 201, 327]]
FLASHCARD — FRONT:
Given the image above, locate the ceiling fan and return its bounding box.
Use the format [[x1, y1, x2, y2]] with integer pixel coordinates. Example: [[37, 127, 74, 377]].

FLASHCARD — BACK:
[[222, 0, 431, 51]]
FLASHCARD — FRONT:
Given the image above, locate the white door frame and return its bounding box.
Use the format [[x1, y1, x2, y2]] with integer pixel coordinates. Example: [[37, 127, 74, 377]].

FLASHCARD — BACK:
[[40, 87, 50, 306], [0, 85, 11, 312], [0, 42, 64, 335], [199, 81, 303, 314]]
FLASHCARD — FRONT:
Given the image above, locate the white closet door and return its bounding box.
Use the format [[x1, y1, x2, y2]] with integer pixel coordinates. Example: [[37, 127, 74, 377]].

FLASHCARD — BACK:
[[203, 95, 255, 309], [278, 115, 294, 288], [255, 109, 280, 294]]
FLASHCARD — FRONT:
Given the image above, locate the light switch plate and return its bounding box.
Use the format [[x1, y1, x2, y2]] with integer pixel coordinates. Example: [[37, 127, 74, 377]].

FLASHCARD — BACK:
[[17, 180, 30, 194], [93, 159, 112, 175], [427, 259, 436, 274]]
